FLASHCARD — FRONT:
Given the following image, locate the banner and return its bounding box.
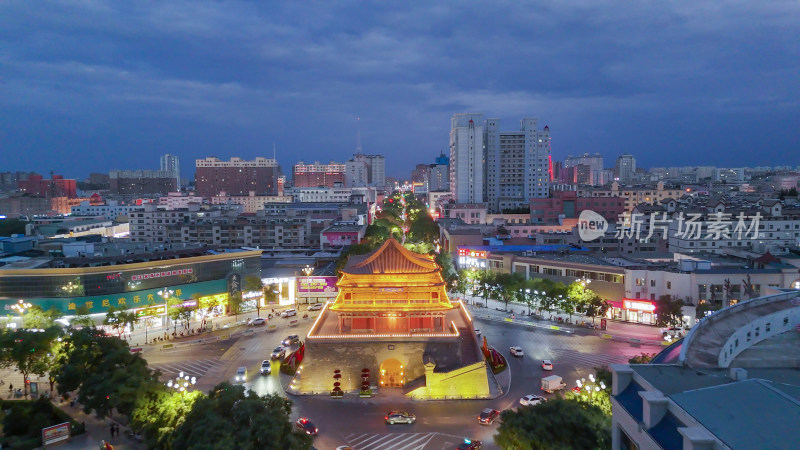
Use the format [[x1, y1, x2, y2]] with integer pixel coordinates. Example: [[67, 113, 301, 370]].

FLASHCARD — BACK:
[[296, 276, 338, 298], [42, 422, 70, 445]]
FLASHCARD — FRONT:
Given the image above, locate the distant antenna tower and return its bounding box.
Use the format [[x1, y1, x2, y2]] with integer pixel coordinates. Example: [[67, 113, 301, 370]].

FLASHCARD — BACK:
[[355, 117, 362, 153], [273, 142, 276, 160]]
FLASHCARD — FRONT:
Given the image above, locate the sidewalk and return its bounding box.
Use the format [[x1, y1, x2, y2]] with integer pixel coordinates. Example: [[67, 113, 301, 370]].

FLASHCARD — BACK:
[[40, 399, 145, 450]]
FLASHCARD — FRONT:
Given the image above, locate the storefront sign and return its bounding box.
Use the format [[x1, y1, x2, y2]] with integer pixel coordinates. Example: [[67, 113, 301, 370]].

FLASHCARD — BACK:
[[458, 248, 488, 259], [136, 305, 166, 318], [297, 277, 338, 294], [42, 422, 70, 445], [623, 299, 656, 311], [131, 268, 193, 281]]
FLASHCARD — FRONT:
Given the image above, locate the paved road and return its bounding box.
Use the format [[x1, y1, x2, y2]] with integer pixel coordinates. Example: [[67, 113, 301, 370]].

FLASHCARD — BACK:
[[140, 304, 655, 449]]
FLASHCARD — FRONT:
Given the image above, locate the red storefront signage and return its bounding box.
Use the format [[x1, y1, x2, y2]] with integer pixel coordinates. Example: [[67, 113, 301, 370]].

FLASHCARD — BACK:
[[622, 299, 656, 311], [42, 422, 71, 445]]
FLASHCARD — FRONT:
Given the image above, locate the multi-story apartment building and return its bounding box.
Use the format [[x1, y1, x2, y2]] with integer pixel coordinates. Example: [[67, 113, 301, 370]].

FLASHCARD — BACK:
[[582, 181, 685, 212], [345, 153, 385, 188], [159, 154, 180, 189], [293, 161, 346, 188], [109, 170, 178, 196], [158, 192, 204, 209], [530, 190, 625, 224], [449, 113, 484, 204], [165, 214, 311, 249], [285, 187, 377, 204], [484, 118, 551, 212], [615, 154, 637, 183], [71, 200, 144, 219], [208, 192, 292, 213], [564, 153, 605, 186], [194, 157, 279, 197]]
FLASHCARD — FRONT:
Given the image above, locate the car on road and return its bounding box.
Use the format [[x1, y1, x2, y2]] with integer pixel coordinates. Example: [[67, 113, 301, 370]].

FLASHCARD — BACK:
[[477, 408, 500, 425], [509, 346, 524, 357], [295, 417, 318, 435], [541, 360, 553, 371], [308, 303, 324, 311], [260, 360, 271, 375], [234, 366, 247, 383], [475, 329, 481, 337], [661, 326, 689, 341], [385, 411, 416, 424], [335, 447, 352, 450], [250, 317, 267, 326], [281, 309, 297, 318], [271, 346, 286, 360], [519, 394, 547, 406], [455, 438, 482, 449], [282, 334, 300, 346]]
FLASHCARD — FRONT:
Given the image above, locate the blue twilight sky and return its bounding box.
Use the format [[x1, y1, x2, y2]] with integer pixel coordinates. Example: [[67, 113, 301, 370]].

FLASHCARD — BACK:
[[1, 1, 798, 180]]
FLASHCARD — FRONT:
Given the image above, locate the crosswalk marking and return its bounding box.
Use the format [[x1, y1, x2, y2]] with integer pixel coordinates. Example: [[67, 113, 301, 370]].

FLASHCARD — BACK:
[[343, 432, 442, 450], [150, 359, 222, 378]]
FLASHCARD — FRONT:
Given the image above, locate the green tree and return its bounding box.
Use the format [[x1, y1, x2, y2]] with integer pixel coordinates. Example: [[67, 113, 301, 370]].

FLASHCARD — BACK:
[[22, 305, 63, 330], [168, 298, 197, 332], [495, 397, 611, 450], [244, 275, 264, 317], [170, 383, 313, 450], [56, 328, 161, 418], [584, 293, 610, 325], [70, 305, 96, 329], [104, 306, 139, 339], [655, 295, 685, 327], [628, 352, 656, 364], [132, 388, 203, 449], [566, 282, 595, 317], [0, 326, 62, 397]]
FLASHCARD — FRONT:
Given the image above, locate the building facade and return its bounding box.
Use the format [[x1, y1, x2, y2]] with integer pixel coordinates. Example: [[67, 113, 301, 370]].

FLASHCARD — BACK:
[[615, 154, 637, 183], [160, 153, 180, 189], [293, 161, 346, 188], [109, 170, 178, 196], [17, 174, 77, 198], [450, 113, 484, 204], [195, 157, 280, 197]]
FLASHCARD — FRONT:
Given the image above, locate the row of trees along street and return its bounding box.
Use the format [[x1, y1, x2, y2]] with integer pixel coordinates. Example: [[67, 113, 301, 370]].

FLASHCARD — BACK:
[[0, 307, 314, 449], [452, 269, 688, 327]]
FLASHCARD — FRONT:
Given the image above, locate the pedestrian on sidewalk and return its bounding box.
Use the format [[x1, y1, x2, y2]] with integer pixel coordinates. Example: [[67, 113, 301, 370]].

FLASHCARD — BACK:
[[109, 423, 115, 438], [8, 383, 12, 397]]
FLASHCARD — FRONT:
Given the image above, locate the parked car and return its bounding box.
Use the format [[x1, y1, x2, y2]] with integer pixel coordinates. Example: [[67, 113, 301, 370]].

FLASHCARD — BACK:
[[271, 346, 286, 360], [385, 411, 416, 424], [295, 417, 318, 435], [281, 309, 298, 318], [282, 334, 300, 346], [308, 303, 324, 311], [661, 326, 689, 341], [250, 317, 267, 326], [260, 360, 271, 375], [510, 346, 524, 357], [477, 408, 500, 425], [519, 394, 547, 406], [234, 366, 247, 383], [455, 439, 482, 449], [541, 360, 553, 371]]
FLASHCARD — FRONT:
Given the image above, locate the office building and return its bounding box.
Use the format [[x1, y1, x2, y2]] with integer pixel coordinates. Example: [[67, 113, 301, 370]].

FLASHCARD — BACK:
[[484, 118, 551, 212], [345, 153, 385, 188], [160, 154, 180, 190], [195, 157, 279, 197], [450, 113, 484, 204]]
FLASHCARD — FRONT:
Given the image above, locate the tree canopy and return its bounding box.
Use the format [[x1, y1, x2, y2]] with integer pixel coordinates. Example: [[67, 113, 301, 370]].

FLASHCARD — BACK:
[[495, 397, 611, 450]]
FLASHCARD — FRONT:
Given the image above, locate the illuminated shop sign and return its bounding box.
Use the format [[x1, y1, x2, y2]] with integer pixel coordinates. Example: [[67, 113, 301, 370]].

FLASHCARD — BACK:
[[296, 277, 338, 293], [623, 299, 656, 311], [136, 305, 166, 318], [458, 249, 488, 259], [380, 287, 404, 293], [131, 268, 193, 281]]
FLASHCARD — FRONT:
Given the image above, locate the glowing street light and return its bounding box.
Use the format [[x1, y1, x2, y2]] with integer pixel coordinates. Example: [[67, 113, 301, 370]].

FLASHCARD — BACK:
[[11, 300, 32, 316], [166, 371, 197, 393]]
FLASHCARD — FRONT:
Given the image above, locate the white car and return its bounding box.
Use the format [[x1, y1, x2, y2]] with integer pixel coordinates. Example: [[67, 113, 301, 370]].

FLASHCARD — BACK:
[[271, 346, 286, 360], [234, 366, 247, 383], [475, 329, 481, 337], [541, 360, 553, 371], [260, 360, 271, 375], [250, 317, 267, 326], [661, 326, 688, 341], [308, 303, 324, 311], [510, 346, 524, 357], [519, 394, 547, 406], [281, 309, 297, 318]]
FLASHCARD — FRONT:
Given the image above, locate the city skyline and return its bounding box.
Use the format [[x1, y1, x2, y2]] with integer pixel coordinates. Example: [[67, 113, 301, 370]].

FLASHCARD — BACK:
[[1, 1, 798, 179]]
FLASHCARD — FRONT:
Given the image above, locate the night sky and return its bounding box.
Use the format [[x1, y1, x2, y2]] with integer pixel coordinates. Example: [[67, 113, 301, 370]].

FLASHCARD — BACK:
[[2, 1, 798, 180]]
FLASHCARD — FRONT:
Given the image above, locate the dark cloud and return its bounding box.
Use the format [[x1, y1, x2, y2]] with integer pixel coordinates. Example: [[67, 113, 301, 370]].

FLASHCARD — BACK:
[[1, 0, 798, 179]]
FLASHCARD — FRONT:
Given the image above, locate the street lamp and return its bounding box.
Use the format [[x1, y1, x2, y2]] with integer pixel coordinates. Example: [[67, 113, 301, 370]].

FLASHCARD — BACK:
[[11, 300, 32, 328], [166, 371, 197, 393], [159, 289, 175, 333]]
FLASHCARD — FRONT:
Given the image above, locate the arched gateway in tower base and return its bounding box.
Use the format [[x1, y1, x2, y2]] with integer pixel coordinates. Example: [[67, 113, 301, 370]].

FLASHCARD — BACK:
[[287, 239, 495, 400]]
